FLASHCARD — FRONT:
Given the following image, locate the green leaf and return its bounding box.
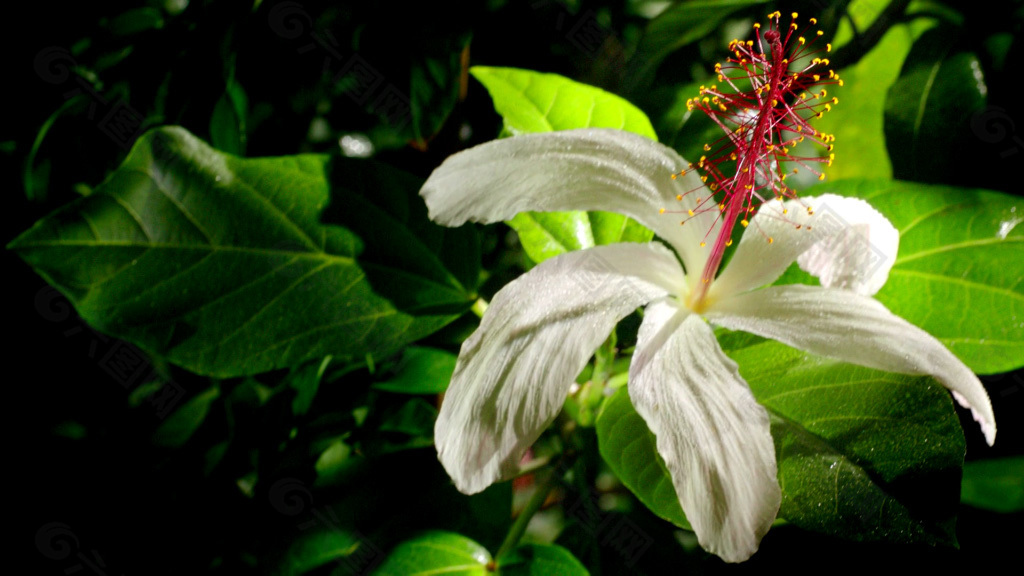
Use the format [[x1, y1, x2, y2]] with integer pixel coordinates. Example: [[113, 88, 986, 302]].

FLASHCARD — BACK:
[[884, 26, 988, 183], [961, 456, 1024, 513], [408, 45, 467, 147], [806, 179, 1024, 374], [374, 531, 490, 576], [107, 7, 164, 36], [627, 0, 768, 89], [378, 397, 437, 437], [470, 66, 657, 139], [210, 79, 248, 156], [814, 24, 916, 181], [8, 127, 473, 377], [734, 342, 964, 546], [276, 528, 384, 576], [497, 543, 589, 576], [152, 385, 220, 448], [595, 387, 692, 531], [372, 346, 456, 395], [289, 356, 332, 416], [470, 66, 658, 263], [596, 341, 967, 546]]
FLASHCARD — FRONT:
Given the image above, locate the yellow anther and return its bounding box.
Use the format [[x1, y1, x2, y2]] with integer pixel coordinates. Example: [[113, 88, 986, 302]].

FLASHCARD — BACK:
[[772, 99, 779, 107], [703, 143, 711, 151], [818, 173, 826, 180], [676, 194, 683, 200], [719, 203, 726, 211], [659, 208, 666, 214], [701, 175, 708, 182], [838, 79, 845, 86], [809, 17, 817, 24], [807, 207, 815, 215], [671, 174, 677, 180], [726, 238, 733, 247], [792, 12, 798, 18], [813, 74, 820, 81], [768, 237, 774, 244], [791, 23, 798, 30], [753, 22, 761, 29], [820, 58, 829, 65], [817, 30, 824, 36], [826, 43, 832, 52], [688, 209, 695, 216], [741, 219, 749, 227], [700, 241, 706, 247], [799, 36, 806, 44]]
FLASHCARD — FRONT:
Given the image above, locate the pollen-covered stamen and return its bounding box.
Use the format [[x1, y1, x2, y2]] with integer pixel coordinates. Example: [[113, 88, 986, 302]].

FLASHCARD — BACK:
[[678, 11, 840, 309]]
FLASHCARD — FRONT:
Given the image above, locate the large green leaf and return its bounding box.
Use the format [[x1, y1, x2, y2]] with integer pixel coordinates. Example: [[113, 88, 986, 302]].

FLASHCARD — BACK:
[[884, 26, 988, 183], [470, 66, 656, 139], [596, 341, 966, 545], [596, 387, 691, 531], [470, 66, 656, 263], [799, 180, 1024, 374], [374, 531, 490, 576], [8, 126, 473, 377], [813, 25, 915, 181]]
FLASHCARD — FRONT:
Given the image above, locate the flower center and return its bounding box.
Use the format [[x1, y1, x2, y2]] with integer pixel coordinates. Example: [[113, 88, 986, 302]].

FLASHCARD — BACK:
[[666, 11, 841, 309]]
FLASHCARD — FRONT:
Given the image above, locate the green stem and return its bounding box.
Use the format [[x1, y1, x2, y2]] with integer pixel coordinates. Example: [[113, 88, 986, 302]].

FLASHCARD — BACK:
[[494, 463, 561, 562]]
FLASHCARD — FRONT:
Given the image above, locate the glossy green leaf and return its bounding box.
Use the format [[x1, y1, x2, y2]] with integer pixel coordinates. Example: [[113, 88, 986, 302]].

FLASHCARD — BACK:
[[498, 543, 589, 576], [596, 341, 967, 545], [470, 66, 656, 263], [152, 385, 220, 448], [884, 26, 988, 183], [374, 531, 490, 576], [960, 456, 1024, 513], [595, 387, 692, 530], [470, 66, 657, 139], [802, 179, 1024, 374], [372, 346, 457, 394], [8, 127, 472, 377], [735, 342, 964, 545]]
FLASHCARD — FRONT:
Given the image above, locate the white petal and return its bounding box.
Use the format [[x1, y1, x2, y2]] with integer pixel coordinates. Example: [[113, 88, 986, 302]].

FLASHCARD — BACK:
[[629, 300, 780, 563], [436, 243, 685, 493], [419, 128, 719, 275], [708, 284, 996, 445], [711, 194, 899, 298]]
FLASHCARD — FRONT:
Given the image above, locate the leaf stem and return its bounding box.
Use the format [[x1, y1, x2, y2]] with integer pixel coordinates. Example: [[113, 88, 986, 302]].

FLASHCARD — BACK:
[[494, 458, 564, 562]]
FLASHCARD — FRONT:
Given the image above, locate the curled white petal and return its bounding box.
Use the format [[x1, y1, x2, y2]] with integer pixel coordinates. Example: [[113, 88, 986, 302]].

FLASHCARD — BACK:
[[436, 243, 685, 493], [708, 284, 996, 445], [629, 300, 780, 563], [712, 194, 899, 298], [418, 128, 719, 276]]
